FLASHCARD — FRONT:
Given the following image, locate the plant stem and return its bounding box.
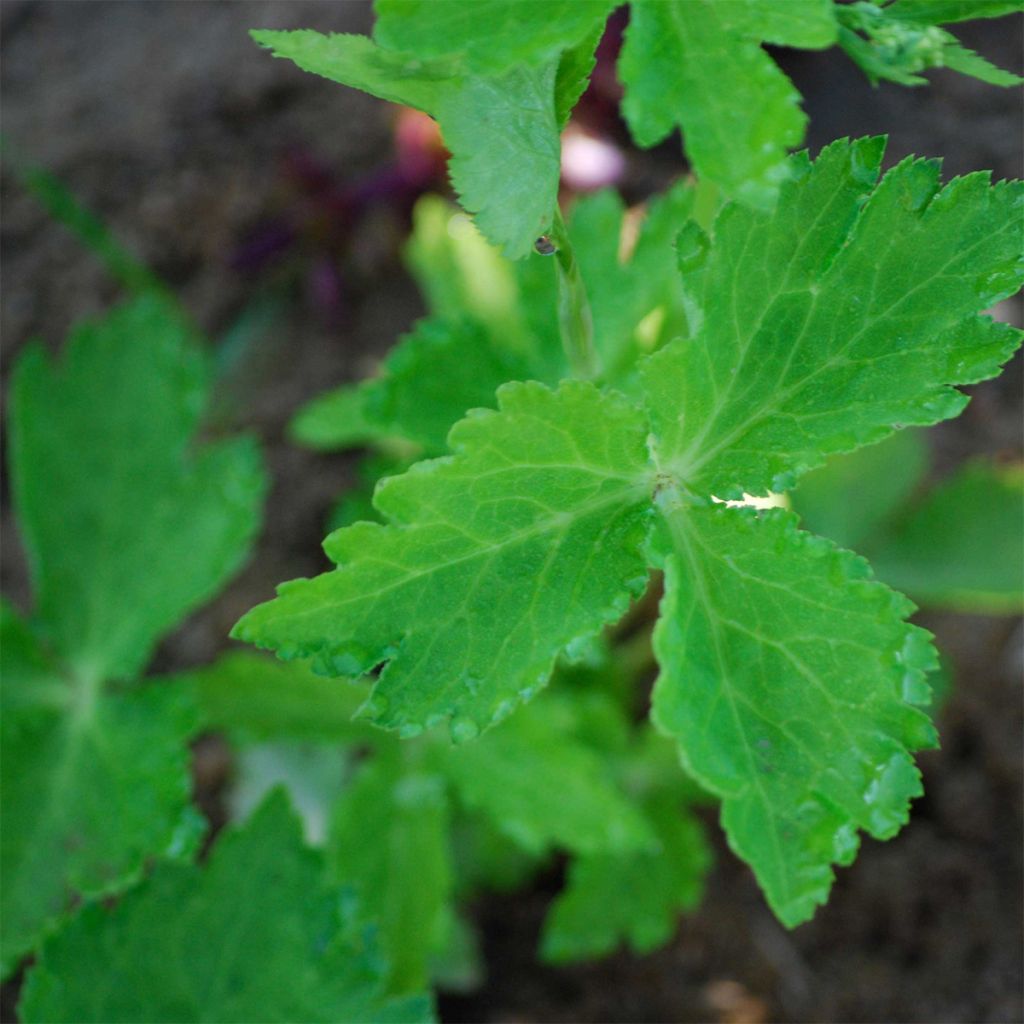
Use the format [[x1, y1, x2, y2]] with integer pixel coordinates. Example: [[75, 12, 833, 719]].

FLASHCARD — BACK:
[[548, 208, 598, 380]]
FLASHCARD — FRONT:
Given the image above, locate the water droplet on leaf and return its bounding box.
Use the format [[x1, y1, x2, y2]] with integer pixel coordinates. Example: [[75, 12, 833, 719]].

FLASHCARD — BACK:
[[450, 716, 479, 745]]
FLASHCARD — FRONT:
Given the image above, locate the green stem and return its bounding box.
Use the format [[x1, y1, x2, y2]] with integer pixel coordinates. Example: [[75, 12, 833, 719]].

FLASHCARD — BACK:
[[548, 208, 598, 380]]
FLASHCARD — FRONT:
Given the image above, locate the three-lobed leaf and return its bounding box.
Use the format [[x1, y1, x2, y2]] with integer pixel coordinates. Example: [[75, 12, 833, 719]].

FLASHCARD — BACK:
[[256, 1, 1021, 254], [238, 141, 1023, 925]]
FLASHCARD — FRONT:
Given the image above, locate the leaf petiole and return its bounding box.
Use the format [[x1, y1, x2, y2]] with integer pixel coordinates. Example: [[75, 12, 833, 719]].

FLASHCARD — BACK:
[[548, 208, 599, 380]]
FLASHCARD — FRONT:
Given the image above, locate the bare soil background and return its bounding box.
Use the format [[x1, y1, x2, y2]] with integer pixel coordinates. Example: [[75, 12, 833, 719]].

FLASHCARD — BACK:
[[2, 3, 1021, 1021]]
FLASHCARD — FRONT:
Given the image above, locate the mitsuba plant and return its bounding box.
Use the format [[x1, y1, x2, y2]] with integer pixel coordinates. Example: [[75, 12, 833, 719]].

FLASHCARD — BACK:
[[241, 0, 1023, 931]]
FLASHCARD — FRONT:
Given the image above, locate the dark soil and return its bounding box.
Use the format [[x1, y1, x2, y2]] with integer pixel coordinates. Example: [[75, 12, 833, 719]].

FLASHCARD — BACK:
[[2, 4, 1021, 1022]]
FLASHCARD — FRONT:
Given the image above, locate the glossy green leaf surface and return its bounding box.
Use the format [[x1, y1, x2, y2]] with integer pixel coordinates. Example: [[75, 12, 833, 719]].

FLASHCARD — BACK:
[[239, 140, 1021, 928], [649, 503, 938, 925], [619, 0, 835, 207], [20, 792, 434, 1023], [250, 30, 560, 258], [642, 138, 1023, 498], [236, 381, 653, 738]]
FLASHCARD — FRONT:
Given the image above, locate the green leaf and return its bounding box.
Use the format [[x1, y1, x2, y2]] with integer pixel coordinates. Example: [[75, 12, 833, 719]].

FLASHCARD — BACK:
[[293, 184, 697, 456], [9, 294, 266, 681], [3, 294, 264, 974], [648, 502, 938, 926], [554, 23, 604, 126], [641, 138, 1023, 498], [871, 461, 1024, 613], [180, 651, 372, 742], [791, 428, 930, 550], [250, 30, 560, 258], [372, 0, 614, 74], [19, 791, 434, 1024], [619, 0, 836, 207], [569, 183, 697, 378], [236, 381, 653, 738], [438, 695, 655, 857], [1, 607, 200, 976], [239, 138, 1019, 930], [290, 383, 381, 451], [293, 318, 533, 454], [888, 0, 1024, 24], [328, 750, 453, 994], [541, 792, 710, 962], [403, 196, 528, 352]]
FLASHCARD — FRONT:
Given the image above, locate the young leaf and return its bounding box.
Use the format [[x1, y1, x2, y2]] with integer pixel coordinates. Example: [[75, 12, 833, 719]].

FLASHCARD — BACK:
[[438, 696, 656, 857], [641, 138, 1023, 498], [292, 318, 534, 454], [403, 196, 529, 352], [619, 0, 836, 208], [290, 382, 381, 452], [569, 183, 697, 378], [373, 0, 615, 75], [0, 608, 200, 977], [541, 792, 710, 962], [19, 791, 434, 1024], [648, 503, 938, 926], [837, 2, 1022, 87], [9, 295, 266, 681], [328, 750, 454, 995], [236, 381, 653, 738], [870, 461, 1024, 613], [250, 30, 560, 258], [292, 185, 697, 456]]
